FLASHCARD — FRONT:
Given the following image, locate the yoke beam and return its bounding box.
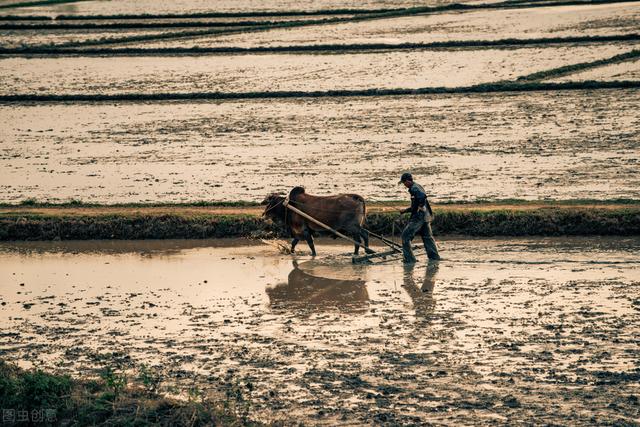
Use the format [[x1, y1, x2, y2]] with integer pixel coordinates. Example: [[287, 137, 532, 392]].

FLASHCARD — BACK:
[[283, 199, 377, 254]]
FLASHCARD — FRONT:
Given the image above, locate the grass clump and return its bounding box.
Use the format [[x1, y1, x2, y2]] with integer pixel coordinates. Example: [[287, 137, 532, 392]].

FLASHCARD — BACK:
[[19, 198, 38, 206], [0, 361, 260, 426], [0, 362, 72, 421]]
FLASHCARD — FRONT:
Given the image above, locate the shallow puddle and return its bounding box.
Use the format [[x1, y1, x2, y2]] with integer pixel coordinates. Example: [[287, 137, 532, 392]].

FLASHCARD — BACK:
[[1, 237, 638, 424]]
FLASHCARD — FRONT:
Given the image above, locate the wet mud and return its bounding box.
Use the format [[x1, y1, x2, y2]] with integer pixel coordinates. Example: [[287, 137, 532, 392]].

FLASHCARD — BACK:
[[1, 237, 639, 425]]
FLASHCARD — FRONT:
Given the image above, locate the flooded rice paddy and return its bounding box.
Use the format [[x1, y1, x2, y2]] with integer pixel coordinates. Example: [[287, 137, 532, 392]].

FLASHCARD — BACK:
[[2, 90, 639, 203], [0, 29, 188, 49], [1, 45, 636, 95], [133, 3, 640, 49], [1, 237, 639, 424], [1, 0, 639, 207], [0, 0, 466, 17]]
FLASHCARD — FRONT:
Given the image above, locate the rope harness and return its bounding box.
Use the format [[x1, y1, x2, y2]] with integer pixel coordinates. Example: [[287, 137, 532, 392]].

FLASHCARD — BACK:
[[262, 197, 285, 216]]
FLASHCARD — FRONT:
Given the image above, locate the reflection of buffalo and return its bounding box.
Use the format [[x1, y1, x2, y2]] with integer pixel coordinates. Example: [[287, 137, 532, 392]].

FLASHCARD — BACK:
[[266, 261, 369, 313]]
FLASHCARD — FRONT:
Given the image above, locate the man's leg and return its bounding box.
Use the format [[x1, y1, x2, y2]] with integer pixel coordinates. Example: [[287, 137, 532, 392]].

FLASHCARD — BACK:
[[421, 219, 441, 260], [402, 218, 422, 263]]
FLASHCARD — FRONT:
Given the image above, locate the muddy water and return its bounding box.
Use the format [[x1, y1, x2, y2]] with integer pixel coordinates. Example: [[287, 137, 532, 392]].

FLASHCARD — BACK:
[[1, 237, 639, 424], [1, 90, 638, 203]]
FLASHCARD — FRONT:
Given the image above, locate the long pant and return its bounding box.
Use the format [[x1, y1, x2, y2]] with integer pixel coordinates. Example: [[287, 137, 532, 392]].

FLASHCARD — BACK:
[[401, 212, 440, 263]]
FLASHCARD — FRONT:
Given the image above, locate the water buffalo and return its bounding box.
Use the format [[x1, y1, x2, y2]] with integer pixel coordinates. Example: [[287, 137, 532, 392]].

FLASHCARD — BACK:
[[262, 186, 372, 256]]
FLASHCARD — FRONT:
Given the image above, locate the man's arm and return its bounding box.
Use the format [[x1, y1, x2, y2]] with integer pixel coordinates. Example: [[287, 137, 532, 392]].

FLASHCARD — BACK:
[[425, 198, 433, 216], [400, 191, 420, 215]]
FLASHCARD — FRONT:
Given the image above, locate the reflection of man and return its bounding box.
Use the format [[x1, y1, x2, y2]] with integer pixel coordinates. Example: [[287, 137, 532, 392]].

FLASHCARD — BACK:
[[402, 261, 440, 322], [398, 172, 441, 263]]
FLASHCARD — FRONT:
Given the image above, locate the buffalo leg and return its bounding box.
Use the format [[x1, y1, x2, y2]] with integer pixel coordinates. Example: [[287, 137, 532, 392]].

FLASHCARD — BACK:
[[291, 237, 299, 254], [303, 229, 316, 256], [350, 230, 362, 255], [359, 229, 375, 254]]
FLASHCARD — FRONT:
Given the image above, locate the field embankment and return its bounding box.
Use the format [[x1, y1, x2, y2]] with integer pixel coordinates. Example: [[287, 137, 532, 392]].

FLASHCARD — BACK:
[[1, 201, 638, 240]]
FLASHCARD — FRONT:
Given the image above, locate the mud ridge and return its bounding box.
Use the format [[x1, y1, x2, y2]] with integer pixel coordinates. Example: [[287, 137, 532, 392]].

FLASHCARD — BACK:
[[5, 199, 637, 208], [0, 19, 330, 30], [518, 48, 640, 81], [3, 34, 639, 56], [0, 0, 90, 10], [1, 207, 638, 240], [1, 81, 639, 103]]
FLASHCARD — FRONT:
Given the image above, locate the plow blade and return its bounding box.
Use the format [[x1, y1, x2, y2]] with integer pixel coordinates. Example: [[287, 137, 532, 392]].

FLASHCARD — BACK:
[[352, 245, 424, 264]]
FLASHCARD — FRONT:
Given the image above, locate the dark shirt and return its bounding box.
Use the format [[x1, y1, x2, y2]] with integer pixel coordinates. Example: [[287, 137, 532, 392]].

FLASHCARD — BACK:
[[402, 182, 433, 218]]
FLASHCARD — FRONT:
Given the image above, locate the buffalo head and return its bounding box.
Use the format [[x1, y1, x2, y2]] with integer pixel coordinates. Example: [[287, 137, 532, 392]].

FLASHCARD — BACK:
[[261, 193, 286, 222]]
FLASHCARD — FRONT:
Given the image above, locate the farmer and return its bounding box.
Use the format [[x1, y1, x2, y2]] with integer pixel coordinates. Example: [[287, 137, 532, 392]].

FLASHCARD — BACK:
[[398, 172, 441, 263]]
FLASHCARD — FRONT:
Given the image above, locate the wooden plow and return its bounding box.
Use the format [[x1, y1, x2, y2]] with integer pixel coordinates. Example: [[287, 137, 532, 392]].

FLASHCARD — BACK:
[[283, 199, 421, 264]]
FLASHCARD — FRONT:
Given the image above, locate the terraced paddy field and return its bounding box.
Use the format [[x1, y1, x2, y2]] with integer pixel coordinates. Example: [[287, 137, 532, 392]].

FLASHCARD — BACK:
[[2, 90, 638, 203], [3, 45, 637, 95], [0, 28, 185, 48], [1, 0, 639, 424]]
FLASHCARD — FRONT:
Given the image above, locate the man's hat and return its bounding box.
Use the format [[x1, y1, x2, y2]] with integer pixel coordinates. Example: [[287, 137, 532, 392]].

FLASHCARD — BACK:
[[398, 172, 413, 184]]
